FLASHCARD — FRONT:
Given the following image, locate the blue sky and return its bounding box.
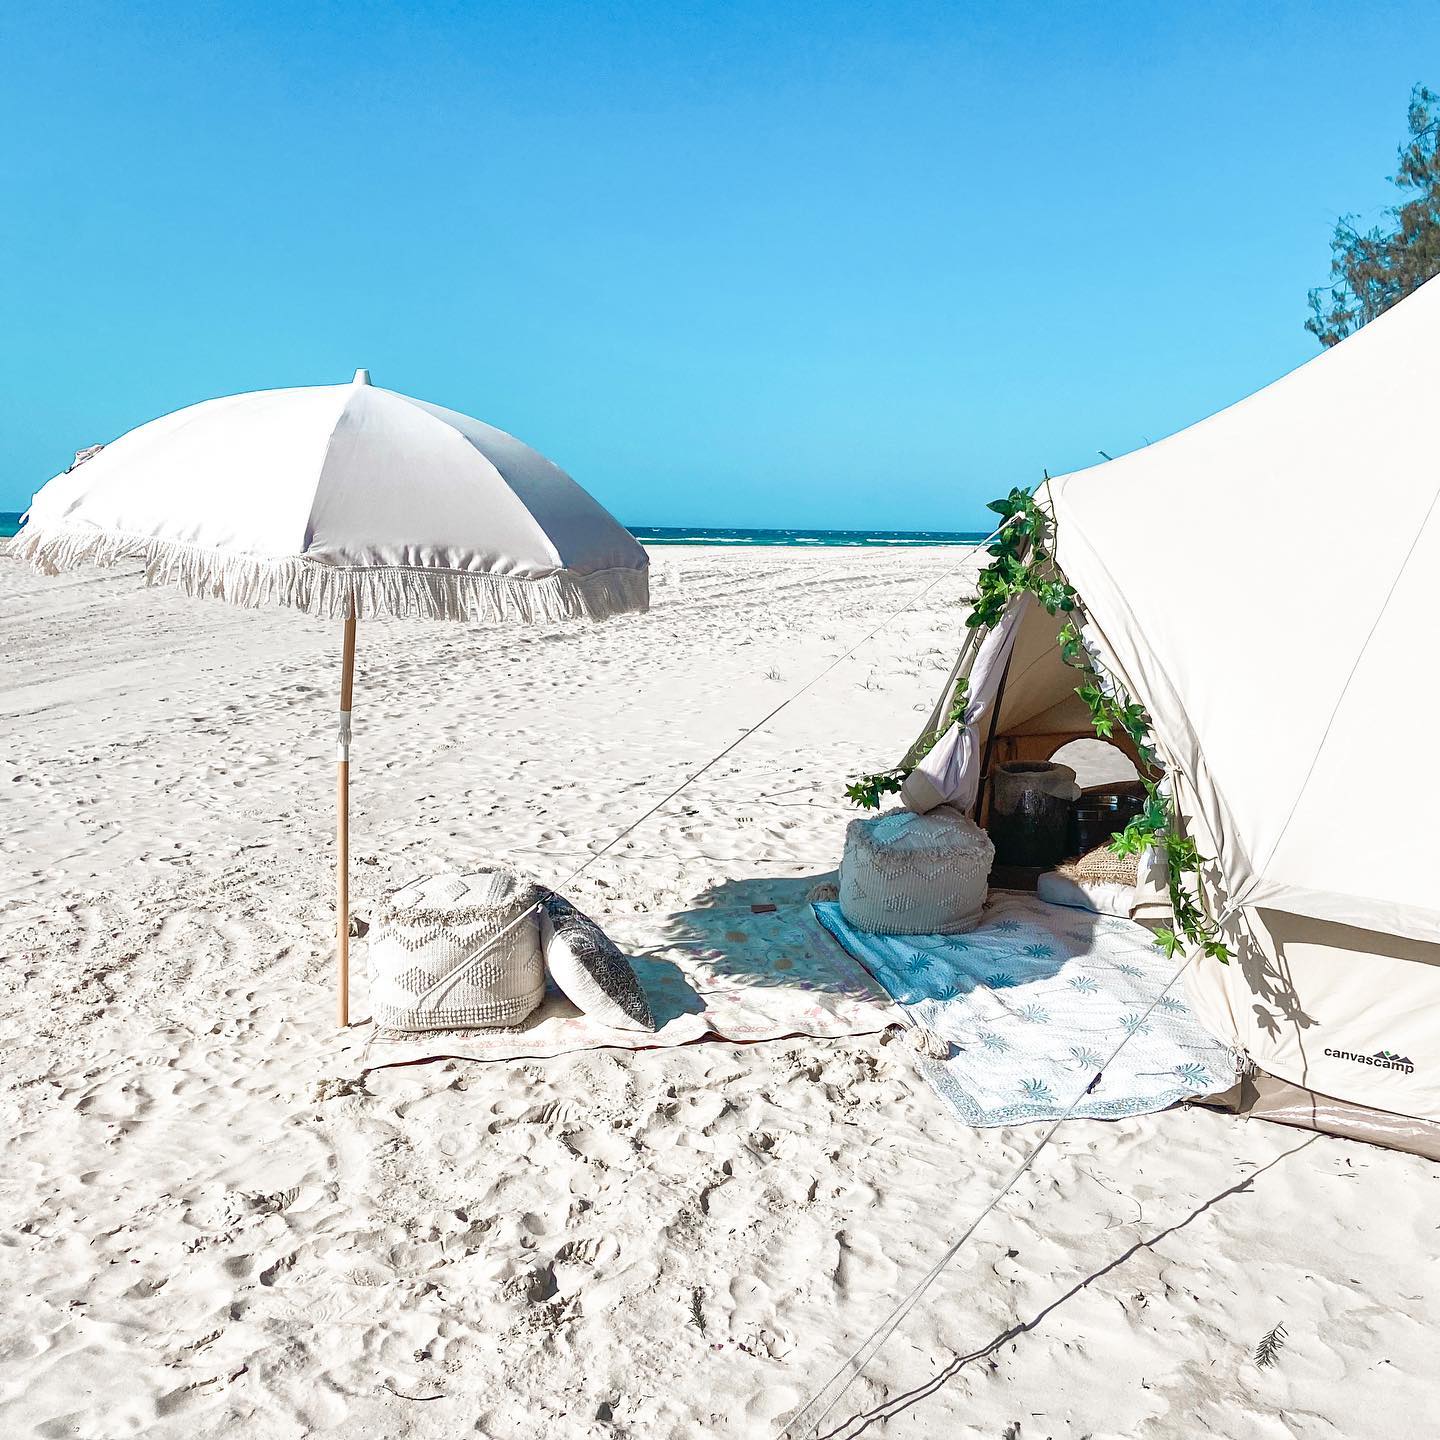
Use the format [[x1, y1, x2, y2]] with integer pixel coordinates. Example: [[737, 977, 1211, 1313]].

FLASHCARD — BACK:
[[1, 2, 1434, 528]]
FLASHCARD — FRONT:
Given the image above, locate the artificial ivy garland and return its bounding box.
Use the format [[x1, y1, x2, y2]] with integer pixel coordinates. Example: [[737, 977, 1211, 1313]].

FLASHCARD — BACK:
[[847, 485, 1231, 965]]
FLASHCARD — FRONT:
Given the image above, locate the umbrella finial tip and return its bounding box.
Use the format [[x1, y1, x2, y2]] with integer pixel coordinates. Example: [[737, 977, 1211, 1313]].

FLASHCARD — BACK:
[[352, 368, 371, 386]]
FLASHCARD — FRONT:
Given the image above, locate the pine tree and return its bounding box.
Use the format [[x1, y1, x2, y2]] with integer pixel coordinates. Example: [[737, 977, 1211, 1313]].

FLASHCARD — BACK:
[[1307, 84, 1440, 346]]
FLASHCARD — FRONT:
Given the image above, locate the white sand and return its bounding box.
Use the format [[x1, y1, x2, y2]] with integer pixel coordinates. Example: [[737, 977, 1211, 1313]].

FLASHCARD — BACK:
[[2, 544, 1436, 1439]]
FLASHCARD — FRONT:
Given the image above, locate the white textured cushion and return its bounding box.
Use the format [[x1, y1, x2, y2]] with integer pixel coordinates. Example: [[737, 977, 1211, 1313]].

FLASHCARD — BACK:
[[839, 805, 994, 935], [370, 867, 543, 1032], [540, 893, 655, 1032], [1036, 871, 1137, 918]]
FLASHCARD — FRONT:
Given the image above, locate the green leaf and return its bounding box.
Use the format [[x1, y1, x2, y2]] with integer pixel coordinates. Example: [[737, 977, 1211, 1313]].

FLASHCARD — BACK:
[[844, 770, 907, 810], [1153, 927, 1181, 958], [985, 487, 1033, 520], [1057, 621, 1085, 667]]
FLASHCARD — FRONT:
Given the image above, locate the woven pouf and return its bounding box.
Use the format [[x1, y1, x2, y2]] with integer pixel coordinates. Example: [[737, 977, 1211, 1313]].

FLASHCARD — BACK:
[[369, 867, 544, 1032], [839, 805, 995, 935]]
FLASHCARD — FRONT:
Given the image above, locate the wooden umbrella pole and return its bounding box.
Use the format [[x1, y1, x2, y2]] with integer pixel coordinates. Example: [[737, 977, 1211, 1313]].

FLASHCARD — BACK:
[[336, 612, 357, 1027]]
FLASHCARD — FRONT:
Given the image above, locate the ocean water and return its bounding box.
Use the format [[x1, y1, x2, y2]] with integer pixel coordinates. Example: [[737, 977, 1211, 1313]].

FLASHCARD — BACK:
[[0, 513, 984, 548], [630, 525, 986, 548]]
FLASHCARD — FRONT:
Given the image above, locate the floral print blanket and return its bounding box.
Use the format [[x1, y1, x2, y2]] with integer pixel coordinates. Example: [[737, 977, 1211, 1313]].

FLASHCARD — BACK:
[[360, 903, 903, 1069], [814, 891, 1236, 1126]]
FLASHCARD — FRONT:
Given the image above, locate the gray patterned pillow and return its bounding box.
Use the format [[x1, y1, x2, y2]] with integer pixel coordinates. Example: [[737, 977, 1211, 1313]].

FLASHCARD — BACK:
[[539, 892, 655, 1032]]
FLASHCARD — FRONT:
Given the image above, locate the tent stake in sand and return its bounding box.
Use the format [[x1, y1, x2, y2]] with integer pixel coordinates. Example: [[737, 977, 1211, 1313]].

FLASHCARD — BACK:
[[337, 610, 357, 1027]]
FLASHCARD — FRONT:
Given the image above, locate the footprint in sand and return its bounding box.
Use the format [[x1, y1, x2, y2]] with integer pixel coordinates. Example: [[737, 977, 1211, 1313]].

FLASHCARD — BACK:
[[562, 1125, 634, 1167], [831, 1228, 899, 1299]]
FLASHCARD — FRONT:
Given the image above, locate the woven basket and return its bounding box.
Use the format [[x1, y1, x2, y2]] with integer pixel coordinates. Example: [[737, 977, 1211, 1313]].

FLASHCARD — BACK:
[[839, 805, 995, 935], [1055, 842, 1140, 887], [369, 867, 543, 1032]]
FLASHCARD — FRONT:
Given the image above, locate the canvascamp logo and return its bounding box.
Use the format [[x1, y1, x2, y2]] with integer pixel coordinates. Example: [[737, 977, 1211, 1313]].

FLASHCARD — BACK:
[[1324, 1046, 1415, 1075]]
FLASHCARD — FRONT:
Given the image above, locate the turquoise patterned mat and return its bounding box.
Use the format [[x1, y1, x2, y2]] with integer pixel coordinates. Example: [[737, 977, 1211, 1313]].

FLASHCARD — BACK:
[[813, 892, 1236, 1127]]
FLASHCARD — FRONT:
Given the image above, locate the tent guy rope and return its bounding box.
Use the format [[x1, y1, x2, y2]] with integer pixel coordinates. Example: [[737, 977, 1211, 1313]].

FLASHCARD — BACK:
[[773, 917, 1229, 1440]]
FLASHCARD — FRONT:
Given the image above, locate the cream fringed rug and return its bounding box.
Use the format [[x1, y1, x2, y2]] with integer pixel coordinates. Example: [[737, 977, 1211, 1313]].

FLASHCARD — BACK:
[[357, 904, 903, 1069]]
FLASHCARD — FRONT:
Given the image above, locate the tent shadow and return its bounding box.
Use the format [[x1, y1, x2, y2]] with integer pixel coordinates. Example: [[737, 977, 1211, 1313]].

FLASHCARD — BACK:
[[657, 874, 1099, 1005], [625, 872, 869, 1000], [847, 891, 1107, 1007], [687, 870, 843, 912], [616, 953, 709, 1026], [804, 1135, 1320, 1439]]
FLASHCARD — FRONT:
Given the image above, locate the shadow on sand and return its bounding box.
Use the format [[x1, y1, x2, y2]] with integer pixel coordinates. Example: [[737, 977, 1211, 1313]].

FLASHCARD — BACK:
[[622, 871, 870, 1001], [634, 874, 1123, 1011]]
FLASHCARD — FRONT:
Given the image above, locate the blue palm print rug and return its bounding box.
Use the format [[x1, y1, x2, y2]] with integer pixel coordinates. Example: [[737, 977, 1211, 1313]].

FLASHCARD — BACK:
[[813, 892, 1236, 1126]]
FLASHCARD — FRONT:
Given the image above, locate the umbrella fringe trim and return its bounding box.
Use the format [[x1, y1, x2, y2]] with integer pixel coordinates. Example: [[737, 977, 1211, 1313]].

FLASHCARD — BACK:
[[6, 525, 650, 624]]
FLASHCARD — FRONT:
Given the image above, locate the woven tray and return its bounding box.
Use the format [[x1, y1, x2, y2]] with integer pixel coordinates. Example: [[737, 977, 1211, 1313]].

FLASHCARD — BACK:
[[1054, 842, 1139, 887]]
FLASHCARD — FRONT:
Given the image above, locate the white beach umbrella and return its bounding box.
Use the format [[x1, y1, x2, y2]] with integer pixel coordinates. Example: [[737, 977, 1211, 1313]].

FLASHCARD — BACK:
[[11, 369, 649, 1023]]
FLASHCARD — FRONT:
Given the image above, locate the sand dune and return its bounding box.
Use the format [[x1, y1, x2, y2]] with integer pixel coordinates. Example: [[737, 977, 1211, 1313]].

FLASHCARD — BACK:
[[2, 546, 1436, 1439]]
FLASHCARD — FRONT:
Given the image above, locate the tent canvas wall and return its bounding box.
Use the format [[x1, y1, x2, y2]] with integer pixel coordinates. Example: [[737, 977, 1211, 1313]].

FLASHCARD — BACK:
[[904, 274, 1440, 1155]]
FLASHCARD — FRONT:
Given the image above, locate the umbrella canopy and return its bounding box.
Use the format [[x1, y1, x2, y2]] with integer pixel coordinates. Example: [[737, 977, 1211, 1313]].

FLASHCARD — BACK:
[[12, 369, 649, 624]]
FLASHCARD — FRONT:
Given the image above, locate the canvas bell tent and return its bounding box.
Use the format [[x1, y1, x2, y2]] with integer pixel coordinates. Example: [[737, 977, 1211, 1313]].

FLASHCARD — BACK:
[[901, 274, 1440, 1157]]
